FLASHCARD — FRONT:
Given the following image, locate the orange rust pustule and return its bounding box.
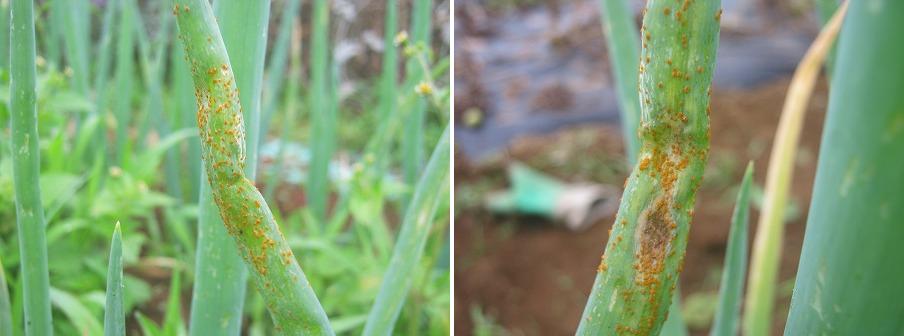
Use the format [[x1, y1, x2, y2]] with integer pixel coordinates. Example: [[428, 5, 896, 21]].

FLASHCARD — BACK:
[[598, 255, 609, 273]]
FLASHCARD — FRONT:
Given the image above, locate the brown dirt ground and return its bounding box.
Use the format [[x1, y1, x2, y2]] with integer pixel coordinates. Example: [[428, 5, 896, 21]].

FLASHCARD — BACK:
[[454, 76, 829, 336]]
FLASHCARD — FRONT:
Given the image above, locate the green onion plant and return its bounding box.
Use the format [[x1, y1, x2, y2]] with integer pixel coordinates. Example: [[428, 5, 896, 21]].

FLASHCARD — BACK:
[[577, 0, 722, 334]]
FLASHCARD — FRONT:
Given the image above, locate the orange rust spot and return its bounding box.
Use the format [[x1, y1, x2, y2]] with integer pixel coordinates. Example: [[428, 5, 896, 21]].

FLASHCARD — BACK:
[[715, 9, 723, 22], [597, 255, 608, 272], [281, 249, 294, 265], [639, 156, 651, 171], [663, 7, 671, 16]]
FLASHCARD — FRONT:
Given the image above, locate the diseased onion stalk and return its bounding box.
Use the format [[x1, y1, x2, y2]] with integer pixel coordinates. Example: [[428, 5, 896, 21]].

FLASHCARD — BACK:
[[172, 1, 332, 334], [576, 0, 722, 334], [188, 2, 271, 334]]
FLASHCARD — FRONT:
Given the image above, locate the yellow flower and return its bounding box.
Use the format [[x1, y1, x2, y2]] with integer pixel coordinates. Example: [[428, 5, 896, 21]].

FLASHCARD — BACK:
[[394, 31, 408, 46], [415, 81, 434, 96]]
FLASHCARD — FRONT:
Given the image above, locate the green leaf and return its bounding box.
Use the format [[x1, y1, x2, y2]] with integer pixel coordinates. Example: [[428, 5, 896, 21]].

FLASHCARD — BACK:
[[598, 0, 642, 166], [363, 125, 450, 335], [0, 256, 13, 336], [104, 222, 125, 336], [660, 292, 688, 336], [10, 0, 54, 333], [135, 311, 162, 336], [785, 1, 904, 334], [39, 173, 84, 223], [710, 163, 753, 336], [162, 270, 184, 336], [307, 0, 336, 223], [331, 314, 368, 334], [743, 4, 846, 334], [134, 128, 197, 182], [50, 287, 103, 336]]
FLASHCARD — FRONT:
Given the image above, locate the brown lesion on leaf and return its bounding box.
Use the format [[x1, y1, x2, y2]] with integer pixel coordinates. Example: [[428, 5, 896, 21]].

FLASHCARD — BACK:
[[634, 197, 674, 274], [624, 194, 677, 335]]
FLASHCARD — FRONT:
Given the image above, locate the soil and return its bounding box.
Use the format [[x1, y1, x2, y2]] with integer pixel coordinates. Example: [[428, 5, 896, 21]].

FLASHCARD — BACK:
[[453, 77, 830, 336]]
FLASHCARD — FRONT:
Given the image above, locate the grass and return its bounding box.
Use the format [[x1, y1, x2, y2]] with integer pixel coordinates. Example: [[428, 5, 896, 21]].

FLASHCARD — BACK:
[[308, 0, 336, 223], [364, 126, 450, 335], [378, 0, 399, 127], [710, 163, 753, 336], [576, 0, 722, 334], [259, 0, 301, 150], [112, 0, 135, 165], [401, 0, 434, 209]]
